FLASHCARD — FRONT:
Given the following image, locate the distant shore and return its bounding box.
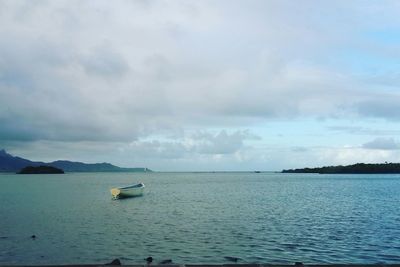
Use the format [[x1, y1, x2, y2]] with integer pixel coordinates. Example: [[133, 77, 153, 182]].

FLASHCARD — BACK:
[[282, 163, 400, 174]]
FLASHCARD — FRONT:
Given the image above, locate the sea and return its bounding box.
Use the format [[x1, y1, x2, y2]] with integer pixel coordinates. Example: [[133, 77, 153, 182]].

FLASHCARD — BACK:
[[1, 172, 400, 265]]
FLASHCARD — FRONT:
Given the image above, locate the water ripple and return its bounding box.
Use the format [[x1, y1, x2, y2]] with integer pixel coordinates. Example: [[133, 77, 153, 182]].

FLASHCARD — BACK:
[[1, 172, 400, 264]]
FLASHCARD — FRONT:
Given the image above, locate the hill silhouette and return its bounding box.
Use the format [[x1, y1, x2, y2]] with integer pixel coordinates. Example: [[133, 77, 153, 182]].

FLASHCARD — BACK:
[[0, 149, 151, 173]]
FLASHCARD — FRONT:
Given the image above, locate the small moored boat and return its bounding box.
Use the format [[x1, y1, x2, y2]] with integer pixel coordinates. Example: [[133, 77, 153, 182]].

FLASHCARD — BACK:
[[110, 183, 145, 199]]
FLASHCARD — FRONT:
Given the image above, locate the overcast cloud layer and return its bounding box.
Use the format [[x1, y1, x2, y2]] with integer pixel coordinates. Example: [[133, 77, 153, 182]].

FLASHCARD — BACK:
[[1, 1, 400, 170]]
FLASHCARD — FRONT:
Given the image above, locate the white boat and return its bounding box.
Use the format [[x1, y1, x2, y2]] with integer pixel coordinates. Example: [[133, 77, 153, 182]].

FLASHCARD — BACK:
[[110, 183, 145, 199]]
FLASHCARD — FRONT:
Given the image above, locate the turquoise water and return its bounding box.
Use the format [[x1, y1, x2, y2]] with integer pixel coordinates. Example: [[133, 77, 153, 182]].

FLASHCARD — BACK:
[[1, 172, 400, 265]]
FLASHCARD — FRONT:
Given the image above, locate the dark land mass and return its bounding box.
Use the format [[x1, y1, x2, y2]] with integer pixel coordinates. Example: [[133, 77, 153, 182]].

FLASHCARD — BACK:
[[18, 165, 64, 174], [282, 163, 400, 174], [0, 149, 151, 173]]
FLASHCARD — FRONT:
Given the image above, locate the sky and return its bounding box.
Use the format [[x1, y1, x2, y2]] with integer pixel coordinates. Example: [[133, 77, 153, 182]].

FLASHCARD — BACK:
[[1, 0, 400, 171]]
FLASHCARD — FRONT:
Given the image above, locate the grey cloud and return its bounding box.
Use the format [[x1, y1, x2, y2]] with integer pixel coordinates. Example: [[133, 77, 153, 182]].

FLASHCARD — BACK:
[[0, 38, 72, 89], [356, 97, 400, 120], [362, 138, 400, 150], [80, 45, 130, 77]]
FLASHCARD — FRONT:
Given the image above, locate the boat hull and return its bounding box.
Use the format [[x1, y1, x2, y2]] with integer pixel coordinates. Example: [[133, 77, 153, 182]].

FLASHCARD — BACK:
[[111, 183, 145, 199]]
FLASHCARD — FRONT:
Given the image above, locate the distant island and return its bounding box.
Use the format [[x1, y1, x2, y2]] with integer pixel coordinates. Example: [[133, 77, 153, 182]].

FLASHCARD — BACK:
[[0, 149, 152, 173], [18, 165, 64, 174], [282, 163, 400, 174]]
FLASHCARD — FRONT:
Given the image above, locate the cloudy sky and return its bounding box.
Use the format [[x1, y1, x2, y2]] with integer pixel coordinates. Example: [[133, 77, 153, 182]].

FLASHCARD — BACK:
[[1, 0, 400, 171]]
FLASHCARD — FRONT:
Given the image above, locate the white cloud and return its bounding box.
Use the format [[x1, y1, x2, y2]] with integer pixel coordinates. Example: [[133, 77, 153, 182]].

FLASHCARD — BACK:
[[126, 130, 258, 159]]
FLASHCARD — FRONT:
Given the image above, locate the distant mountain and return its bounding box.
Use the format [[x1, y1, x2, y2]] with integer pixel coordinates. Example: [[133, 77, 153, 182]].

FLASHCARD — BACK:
[[0, 149, 46, 171], [282, 163, 400, 174], [0, 149, 151, 173], [50, 160, 149, 172]]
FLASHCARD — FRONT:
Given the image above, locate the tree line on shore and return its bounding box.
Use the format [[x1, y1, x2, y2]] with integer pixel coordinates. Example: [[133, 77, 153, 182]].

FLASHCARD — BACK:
[[282, 163, 400, 174]]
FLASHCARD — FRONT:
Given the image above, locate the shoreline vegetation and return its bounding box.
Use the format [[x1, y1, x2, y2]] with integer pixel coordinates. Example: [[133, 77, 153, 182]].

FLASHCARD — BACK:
[[18, 165, 64, 174], [282, 163, 400, 174]]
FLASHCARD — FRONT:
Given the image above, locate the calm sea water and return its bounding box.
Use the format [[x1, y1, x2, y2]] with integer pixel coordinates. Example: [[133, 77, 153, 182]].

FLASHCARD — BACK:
[[1, 172, 400, 265]]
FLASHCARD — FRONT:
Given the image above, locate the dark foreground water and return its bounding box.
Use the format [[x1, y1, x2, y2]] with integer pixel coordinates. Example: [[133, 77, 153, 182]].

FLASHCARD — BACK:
[[1, 172, 400, 265]]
